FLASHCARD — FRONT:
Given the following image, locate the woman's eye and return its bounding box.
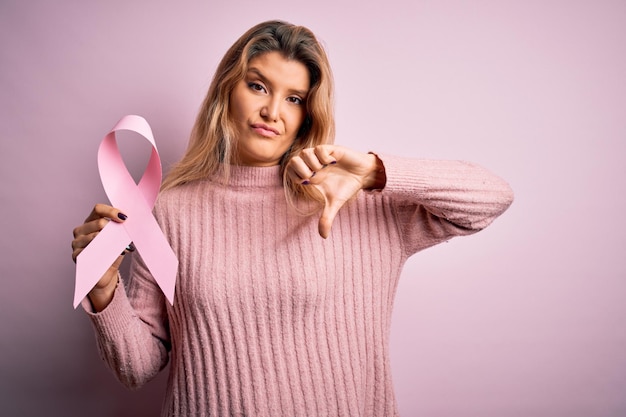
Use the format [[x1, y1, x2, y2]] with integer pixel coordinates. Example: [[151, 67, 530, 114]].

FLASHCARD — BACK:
[[287, 96, 303, 105], [248, 82, 266, 93]]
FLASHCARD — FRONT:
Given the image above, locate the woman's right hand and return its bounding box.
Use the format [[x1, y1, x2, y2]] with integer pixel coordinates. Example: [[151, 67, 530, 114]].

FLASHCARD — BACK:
[[71, 203, 130, 311]]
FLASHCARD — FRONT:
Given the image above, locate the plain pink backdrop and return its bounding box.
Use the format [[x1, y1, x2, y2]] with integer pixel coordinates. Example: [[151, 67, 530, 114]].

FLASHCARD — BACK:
[[2, 1, 625, 416]]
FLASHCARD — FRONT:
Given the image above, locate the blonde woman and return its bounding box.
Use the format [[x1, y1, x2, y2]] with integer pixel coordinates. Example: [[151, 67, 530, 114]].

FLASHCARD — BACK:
[[72, 20, 513, 416]]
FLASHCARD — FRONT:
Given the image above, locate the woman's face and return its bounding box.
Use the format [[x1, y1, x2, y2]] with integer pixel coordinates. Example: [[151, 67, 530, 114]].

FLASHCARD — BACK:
[[230, 51, 310, 166]]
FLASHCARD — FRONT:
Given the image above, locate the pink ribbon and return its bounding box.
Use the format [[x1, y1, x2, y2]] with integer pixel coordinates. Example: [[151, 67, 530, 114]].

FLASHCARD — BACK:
[[74, 115, 178, 308]]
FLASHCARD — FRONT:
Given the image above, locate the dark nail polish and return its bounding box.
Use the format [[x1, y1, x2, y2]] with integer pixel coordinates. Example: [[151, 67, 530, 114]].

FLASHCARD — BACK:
[[121, 242, 135, 255], [302, 180, 310, 185], [330, 160, 337, 164], [117, 212, 128, 221]]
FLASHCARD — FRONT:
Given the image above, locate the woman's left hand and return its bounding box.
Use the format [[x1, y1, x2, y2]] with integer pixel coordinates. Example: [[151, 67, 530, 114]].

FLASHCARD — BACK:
[[286, 145, 386, 238]]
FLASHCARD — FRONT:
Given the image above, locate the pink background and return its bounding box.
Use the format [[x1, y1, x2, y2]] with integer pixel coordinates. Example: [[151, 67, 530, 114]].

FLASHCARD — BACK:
[[2, 1, 625, 416]]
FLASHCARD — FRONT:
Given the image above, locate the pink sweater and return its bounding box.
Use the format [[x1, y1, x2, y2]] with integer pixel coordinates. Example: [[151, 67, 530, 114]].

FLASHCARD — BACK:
[[84, 155, 513, 416]]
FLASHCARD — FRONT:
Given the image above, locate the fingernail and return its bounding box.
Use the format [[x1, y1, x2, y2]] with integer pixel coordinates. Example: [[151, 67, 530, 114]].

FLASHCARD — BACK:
[[117, 212, 128, 220], [330, 160, 337, 164], [121, 242, 135, 255], [302, 180, 310, 185]]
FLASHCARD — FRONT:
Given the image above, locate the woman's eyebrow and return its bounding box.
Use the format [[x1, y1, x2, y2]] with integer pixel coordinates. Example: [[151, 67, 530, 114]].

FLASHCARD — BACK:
[[247, 67, 309, 97]]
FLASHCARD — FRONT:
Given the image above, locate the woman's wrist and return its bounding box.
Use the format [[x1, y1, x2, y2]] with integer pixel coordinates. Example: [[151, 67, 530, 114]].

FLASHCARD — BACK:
[[362, 153, 387, 190], [87, 270, 119, 312]]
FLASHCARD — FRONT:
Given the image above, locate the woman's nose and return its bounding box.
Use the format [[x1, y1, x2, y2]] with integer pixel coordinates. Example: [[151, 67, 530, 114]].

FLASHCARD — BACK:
[[260, 98, 279, 122]]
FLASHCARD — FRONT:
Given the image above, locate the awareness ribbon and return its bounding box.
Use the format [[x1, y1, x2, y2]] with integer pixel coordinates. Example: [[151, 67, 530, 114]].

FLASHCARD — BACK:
[[74, 115, 178, 308]]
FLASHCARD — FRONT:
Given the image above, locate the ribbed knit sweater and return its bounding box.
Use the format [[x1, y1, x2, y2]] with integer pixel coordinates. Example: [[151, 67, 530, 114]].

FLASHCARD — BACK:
[[84, 154, 513, 416]]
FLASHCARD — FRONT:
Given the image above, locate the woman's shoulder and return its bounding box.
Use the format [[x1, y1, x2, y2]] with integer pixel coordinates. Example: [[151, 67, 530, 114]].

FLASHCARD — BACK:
[[156, 179, 211, 207]]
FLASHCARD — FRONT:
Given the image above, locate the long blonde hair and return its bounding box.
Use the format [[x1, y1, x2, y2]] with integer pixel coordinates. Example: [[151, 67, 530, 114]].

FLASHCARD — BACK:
[[161, 20, 334, 204]]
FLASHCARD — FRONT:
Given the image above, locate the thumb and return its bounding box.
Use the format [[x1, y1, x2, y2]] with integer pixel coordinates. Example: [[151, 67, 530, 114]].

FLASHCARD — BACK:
[[318, 198, 343, 239]]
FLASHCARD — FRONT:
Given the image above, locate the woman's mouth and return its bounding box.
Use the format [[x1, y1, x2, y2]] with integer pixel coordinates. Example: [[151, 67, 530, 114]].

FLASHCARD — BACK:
[[251, 123, 279, 137]]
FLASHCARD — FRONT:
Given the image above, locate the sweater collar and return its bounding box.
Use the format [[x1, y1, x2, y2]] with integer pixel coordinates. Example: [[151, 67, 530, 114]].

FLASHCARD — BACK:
[[215, 164, 283, 188]]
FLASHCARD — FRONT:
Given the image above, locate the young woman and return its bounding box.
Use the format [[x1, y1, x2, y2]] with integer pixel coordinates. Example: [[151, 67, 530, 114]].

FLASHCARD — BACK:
[[72, 20, 513, 417]]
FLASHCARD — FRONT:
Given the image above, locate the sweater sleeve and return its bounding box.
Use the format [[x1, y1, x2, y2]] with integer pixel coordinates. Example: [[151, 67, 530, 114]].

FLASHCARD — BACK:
[[81, 253, 170, 390], [376, 154, 514, 256]]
